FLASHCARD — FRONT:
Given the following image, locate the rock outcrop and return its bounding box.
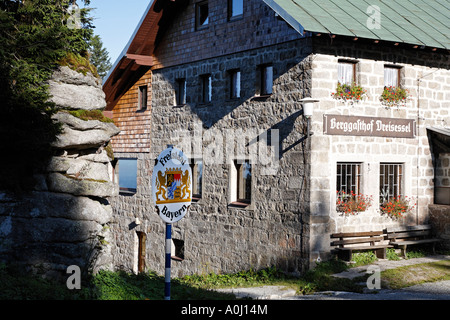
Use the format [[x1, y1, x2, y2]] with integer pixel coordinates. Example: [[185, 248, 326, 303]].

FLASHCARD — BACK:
[[48, 66, 107, 110], [0, 66, 119, 279]]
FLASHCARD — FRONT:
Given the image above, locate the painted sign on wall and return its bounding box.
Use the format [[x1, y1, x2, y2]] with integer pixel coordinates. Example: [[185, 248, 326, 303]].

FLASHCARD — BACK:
[[323, 114, 416, 138]]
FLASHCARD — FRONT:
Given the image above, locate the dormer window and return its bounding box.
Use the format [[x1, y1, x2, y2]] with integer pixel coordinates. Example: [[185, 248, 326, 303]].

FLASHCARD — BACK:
[[196, 1, 209, 30]]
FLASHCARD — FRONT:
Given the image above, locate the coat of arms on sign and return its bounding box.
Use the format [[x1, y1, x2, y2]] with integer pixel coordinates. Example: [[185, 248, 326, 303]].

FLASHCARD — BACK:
[[156, 168, 191, 204]]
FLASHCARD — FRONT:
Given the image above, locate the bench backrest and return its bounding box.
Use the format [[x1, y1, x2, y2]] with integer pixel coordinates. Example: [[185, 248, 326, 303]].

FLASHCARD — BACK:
[[385, 224, 432, 240], [330, 231, 384, 248]]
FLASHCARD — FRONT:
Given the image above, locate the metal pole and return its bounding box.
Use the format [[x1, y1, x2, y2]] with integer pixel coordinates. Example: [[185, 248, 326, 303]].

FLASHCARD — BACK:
[[164, 223, 172, 300]]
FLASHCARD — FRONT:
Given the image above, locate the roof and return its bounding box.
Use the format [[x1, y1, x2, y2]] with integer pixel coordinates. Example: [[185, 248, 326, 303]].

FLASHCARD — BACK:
[[103, 0, 450, 110], [103, 0, 187, 110], [263, 0, 450, 49]]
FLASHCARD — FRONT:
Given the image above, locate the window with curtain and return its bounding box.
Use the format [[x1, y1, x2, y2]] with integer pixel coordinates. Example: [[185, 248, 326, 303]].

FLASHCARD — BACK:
[[384, 66, 399, 87], [338, 62, 355, 85]]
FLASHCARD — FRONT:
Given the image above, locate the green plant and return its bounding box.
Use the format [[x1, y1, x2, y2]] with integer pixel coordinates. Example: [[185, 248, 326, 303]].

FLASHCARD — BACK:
[[331, 82, 368, 103], [380, 195, 416, 219], [336, 191, 373, 215], [380, 86, 409, 107], [59, 52, 99, 78], [63, 109, 114, 123], [351, 251, 378, 267], [386, 248, 401, 261]]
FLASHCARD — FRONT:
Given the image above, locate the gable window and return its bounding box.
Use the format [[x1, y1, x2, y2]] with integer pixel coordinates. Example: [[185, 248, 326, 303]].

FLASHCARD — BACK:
[[380, 163, 403, 204], [336, 162, 361, 200], [338, 61, 356, 85], [138, 85, 148, 110], [229, 69, 241, 99], [175, 78, 186, 106], [201, 74, 212, 103], [196, 1, 209, 30], [118, 158, 137, 193], [228, 0, 243, 20], [384, 66, 400, 87], [260, 64, 273, 96]]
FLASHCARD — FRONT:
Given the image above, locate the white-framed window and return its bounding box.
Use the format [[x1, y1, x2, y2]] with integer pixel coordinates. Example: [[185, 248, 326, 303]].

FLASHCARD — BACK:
[[230, 159, 251, 205], [201, 74, 212, 103], [118, 158, 137, 193], [196, 1, 209, 30], [338, 61, 356, 85], [229, 69, 241, 99], [228, 0, 243, 20], [384, 66, 400, 87], [138, 85, 148, 111]]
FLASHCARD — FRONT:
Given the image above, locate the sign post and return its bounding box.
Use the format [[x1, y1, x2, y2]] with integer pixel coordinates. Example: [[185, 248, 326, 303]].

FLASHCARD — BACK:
[[152, 145, 192, 300]]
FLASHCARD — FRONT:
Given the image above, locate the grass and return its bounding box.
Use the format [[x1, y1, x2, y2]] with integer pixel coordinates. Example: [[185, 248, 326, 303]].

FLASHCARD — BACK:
[[1, 248, 448, 300], [381, 260, 450, 289]]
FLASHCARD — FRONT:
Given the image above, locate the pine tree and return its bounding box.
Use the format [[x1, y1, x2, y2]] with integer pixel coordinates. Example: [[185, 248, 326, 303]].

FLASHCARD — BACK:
[[89, 34, 112, 80]]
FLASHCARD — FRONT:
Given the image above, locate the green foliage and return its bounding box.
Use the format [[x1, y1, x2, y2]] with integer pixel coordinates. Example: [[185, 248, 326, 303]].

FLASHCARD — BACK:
[[88, 34, 112, 79], [386, 248, 401, 261], [0, 0, 94, 191], [180, 266, 289, 289], [351, 251, 378, 267]]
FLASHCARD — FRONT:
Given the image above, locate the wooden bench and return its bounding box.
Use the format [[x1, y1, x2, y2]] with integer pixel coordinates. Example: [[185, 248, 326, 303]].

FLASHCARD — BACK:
[[330, 231, 392, 262], [385, 225, 442, 258]]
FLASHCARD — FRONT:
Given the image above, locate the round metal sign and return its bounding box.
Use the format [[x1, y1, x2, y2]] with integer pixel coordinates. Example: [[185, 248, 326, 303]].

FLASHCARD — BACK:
[[152, 146, 192, 224]]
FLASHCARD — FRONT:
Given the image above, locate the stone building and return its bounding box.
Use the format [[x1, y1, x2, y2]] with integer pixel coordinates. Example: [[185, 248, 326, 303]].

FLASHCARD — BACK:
[[103, 0, 450, 276]]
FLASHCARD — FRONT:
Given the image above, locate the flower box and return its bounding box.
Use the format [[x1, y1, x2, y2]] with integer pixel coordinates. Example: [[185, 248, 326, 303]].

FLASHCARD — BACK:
[[380, 86, 409, 107], [331, 82, 368, 104]]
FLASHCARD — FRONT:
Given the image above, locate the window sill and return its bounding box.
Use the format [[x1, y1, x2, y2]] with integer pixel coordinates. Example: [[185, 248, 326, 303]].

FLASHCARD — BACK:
[[228, 15, 243, 22], [229, 201, 251, 208], [119, 189, 136, 197], [171, 256, 184, 262], [191, 196, 202, 203], [196, 102, 212, 108], [251, 94, 272, 101]]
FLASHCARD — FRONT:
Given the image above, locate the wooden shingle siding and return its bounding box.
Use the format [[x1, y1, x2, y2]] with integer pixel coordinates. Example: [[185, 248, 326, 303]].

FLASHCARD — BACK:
[[111, 69, 152, 153]]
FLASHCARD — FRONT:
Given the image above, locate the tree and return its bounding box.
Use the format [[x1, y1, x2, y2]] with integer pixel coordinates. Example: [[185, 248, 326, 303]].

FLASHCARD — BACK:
[[89, 34, 112, 80], [0, 0, 94, 191]]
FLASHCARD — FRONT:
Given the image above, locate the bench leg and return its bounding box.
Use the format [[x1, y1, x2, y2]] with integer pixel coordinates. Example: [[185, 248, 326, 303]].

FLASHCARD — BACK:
[[375, 248, 386, 259], [399, 245, 407, 259], [338, 250, 352, 262]]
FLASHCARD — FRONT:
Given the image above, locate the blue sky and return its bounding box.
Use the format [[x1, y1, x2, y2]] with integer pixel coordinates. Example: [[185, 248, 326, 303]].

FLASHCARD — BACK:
[[82, 1, 151, 65]]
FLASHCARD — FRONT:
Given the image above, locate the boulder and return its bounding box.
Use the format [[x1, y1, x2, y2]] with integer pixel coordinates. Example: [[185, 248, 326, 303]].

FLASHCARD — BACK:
[[48, 156, 112, 182], [48, 66, 106, 110], [51, 112, 120, 150], [47, 172, 116, 198]]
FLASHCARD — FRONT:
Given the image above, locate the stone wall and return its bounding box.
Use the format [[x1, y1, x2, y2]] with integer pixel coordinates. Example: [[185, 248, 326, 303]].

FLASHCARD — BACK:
[[0, 67, 119, 279], [308, 38, 450, 261], [429, 205, 450, 250], [110, 38, 314, 276]]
